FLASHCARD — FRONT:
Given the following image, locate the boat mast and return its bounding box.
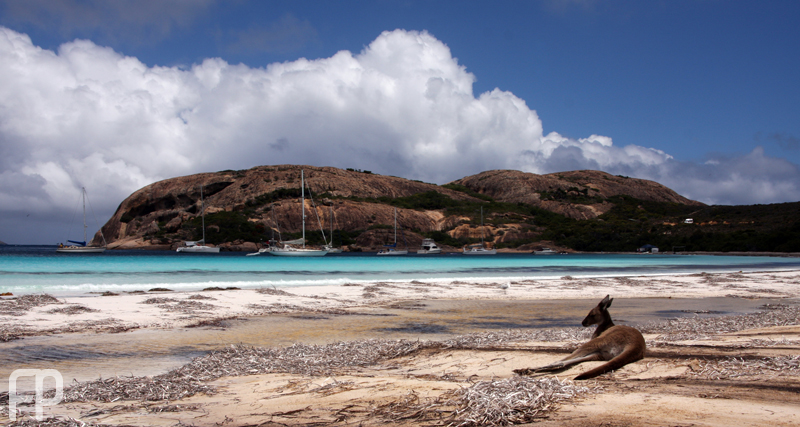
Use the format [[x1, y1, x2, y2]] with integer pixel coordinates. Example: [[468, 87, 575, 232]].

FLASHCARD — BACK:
[[480, 206, 484, 246], [201, 186, 206, 244], [301, 169, 306, 248], [82, 187, 87, 244], [394, 207, 397, 244], [330, 205, 334, 247]]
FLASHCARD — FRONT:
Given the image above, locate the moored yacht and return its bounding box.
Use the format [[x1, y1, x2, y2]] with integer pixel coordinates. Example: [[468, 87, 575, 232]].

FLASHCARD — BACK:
[[177, 185, 220, 253], [56, 187, 107, 253], [417, 238, 442, 254], [377, 208, 408, 256], [270, 169, 328, 257], [462, 206, 496, 255], [463, 244, 497, 255]]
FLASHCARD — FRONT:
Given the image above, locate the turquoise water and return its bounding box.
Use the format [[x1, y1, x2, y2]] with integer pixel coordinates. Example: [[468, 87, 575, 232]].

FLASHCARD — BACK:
[[1, 245, 799, 295]]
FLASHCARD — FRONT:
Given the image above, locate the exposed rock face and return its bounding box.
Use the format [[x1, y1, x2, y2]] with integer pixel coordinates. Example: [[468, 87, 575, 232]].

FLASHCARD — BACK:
[[450, 169, 704, 220], [100, 165, 481, 249], [98, 165, 703, 250]]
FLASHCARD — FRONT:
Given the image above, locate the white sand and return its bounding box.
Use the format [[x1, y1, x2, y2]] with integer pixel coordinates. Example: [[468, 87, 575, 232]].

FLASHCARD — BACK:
[[4, 269, 798, 336]]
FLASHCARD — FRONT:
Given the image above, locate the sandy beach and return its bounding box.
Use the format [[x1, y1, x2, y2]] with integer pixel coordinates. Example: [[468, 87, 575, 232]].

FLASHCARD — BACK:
[[1, 270, 799, 426]]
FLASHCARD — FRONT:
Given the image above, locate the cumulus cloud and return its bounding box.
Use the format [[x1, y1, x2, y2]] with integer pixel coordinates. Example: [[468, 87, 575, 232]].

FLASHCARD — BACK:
[[1, 26, 799, 243]]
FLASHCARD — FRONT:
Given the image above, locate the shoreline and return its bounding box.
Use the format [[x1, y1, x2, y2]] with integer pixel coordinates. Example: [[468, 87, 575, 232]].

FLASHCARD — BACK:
[[2, 269, 799, 339]]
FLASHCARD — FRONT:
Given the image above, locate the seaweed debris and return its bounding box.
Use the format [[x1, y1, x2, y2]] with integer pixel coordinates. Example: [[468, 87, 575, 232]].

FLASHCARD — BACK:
[[643, 304, 800, 342], [0, 294, 61, 316], [46, 305, 99, 315]]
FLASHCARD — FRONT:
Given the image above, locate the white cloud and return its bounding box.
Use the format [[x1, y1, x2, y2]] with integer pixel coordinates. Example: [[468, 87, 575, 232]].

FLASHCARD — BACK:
[[1, 26, 799, 243]]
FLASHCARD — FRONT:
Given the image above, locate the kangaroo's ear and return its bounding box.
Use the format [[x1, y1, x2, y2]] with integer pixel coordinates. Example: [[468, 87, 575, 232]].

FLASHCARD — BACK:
[[606, 297, 614, 309]]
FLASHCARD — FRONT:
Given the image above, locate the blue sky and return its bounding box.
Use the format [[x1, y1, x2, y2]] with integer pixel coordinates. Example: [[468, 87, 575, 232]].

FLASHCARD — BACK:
[[1, 0, 799, 244]]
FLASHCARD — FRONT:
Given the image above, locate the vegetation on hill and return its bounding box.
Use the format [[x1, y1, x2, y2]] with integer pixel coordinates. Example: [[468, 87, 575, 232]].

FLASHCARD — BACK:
[[116, 166, 799, 253], [172, 186, 800, 252]]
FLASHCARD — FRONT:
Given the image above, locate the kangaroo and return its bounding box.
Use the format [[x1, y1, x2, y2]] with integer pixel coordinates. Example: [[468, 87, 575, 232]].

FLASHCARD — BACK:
[[514, 295, 645, 380]]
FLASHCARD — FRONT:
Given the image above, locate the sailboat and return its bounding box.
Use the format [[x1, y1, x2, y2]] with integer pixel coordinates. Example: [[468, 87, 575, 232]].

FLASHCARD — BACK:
[[56, 187, 107, 253], [177, 185, 220, 253], [463, 206, 496, 255], [324, 205, 343, 253], [270, 170, 328, 257], [247, 204, 279, 256], [377, 208, 408, 256]]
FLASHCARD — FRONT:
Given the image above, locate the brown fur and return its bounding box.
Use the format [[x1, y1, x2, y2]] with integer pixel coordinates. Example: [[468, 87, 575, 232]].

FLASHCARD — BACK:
[[514, 295, 646, 380]]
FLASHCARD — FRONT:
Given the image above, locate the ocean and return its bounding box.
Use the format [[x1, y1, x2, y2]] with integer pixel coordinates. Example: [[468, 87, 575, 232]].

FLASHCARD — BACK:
[[2, 245, 799, 296]]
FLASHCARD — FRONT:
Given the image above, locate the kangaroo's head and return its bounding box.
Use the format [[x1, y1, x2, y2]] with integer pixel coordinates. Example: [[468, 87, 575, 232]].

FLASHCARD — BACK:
[[582, 295, 613, 327]]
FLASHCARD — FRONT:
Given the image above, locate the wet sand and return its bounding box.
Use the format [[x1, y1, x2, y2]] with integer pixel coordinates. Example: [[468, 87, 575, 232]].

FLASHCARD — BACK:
[[1, 270, 799, 426]]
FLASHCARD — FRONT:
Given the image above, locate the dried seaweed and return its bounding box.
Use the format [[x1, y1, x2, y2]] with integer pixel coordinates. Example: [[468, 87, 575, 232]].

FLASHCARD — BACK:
[[62, 340, 425, 402], [0, 323, 29, 341], [439, 328, 591, 350], [46, 305, 99, 315], [63, 373, 216, 403], [372, 376, 594, 426], [444, 376, 593, 426], [246, 303, 350, 316], [688, 355, 800, 380], [161, 300, 217, 313], [58, 330, 596, 406], [643, 304, 800, 342], [6, 416, 107, 426], [148, 403, 201, 413], [0, 294, 61, 316], [140, 297, 178, 305], [256, 287, 295, 296]]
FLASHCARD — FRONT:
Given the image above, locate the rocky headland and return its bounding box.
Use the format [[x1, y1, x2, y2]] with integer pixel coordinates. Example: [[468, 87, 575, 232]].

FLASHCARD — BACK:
[[96, 165, 708, 251]]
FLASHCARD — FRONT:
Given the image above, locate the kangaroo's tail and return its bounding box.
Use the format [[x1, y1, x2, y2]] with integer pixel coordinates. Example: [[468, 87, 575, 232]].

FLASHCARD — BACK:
[[573, 344, 644, 380]]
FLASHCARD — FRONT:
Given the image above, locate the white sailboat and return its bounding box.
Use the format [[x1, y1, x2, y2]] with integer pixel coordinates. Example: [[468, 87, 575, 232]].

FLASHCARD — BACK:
[[177, 186, 220, 253], [463, 206, 496, 255], [247, 204, 279, 256], [324, 205, 343, 253], [56, 187, 107, 253], [270, 170, 328, 257], [377, 207, 408, 256]]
